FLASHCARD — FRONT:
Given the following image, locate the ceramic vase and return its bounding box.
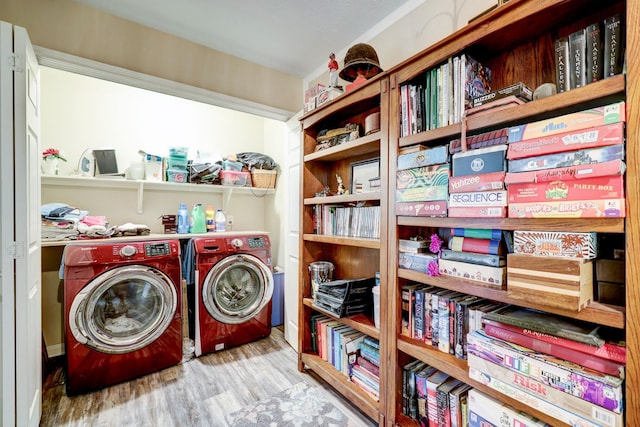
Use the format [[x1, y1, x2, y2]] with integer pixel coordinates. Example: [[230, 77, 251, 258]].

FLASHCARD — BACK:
[[42, 156, 59, 175]]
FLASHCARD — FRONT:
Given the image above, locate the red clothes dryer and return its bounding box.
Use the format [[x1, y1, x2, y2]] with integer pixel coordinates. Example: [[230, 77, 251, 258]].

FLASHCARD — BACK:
[[63, 240, 182, 395], [193, 233, 273, 356]]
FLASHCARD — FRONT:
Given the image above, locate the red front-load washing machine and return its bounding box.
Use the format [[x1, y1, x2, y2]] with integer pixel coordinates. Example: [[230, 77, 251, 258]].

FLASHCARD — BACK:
[[63, 240, 182, 395], [193, 232, 273, 356]]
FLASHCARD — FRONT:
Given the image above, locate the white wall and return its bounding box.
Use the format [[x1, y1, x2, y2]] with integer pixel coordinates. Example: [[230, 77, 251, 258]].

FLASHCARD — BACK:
[[40, 66, 286, 242]]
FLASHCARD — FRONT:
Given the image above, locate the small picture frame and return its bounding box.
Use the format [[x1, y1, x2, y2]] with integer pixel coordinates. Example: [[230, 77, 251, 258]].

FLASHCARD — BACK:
[[350, 157, 380, 194]]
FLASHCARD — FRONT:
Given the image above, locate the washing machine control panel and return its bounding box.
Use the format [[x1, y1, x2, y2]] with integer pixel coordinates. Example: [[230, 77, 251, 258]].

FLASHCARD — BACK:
[[230, 238, 243, 248], [119, 245, 137, 257], [247, 237, 266, 248], [145, 242, 172, 257]]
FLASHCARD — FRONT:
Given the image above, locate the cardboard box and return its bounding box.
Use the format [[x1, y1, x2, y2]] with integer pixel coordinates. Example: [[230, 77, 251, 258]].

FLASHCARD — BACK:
[[449, 190, 507, 207], [513, 231, 597, 259], [396, 201, 447, 217], [447, 206, 507, 218], [508, 198, 625, 218], [504, 159, 626, 185], [507, 101, 625, 143], [438, 258, 506, 288], [397, 145, 448, 170], [315, 87, 343, 108], [396, 163, 450, 189], [507, 122, 625, 159], [452, 144, 507, 177], [507, 175, 624, 203], [398, 252, 438, 274], [507, 144, 625, 173], [449, 171, 505, 193], [468, 355, 624, 427], [449, 127, 509, 154], [395, 186, 449, 202], [507, 253, 593, 311], [145, 154, 164, 181], [468, 389, 549, 427]]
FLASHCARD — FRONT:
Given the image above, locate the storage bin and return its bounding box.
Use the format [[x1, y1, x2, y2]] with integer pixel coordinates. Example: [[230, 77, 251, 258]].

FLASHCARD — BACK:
[[223, 160, 244, 171], [251, 169, 278, 188], [372, 285, 380, 329], [166, 169, 188, 183], [219, 170, 249, 186]]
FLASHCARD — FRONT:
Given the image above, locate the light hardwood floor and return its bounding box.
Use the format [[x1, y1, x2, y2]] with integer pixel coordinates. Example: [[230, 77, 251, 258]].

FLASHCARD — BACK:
[[41, 327, 377, 426]]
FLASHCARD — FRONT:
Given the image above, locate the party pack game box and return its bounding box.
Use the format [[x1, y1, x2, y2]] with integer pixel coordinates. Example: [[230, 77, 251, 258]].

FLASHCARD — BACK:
[[449, 171, 505, 193], [452, 144, 507, 177], [396, 201, 447, 217], [505, 159, 626, 185], [508, 198, 625, 218], [507, 144, 624, 173], [396, 163, 450, 189], [397, 145, 448, 170], [507, 175, 624, 203]]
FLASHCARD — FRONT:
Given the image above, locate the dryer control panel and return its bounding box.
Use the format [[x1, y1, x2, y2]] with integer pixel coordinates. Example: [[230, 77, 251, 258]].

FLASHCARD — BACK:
[[247, 237, 267, 248], [145, 242, 172, 257]]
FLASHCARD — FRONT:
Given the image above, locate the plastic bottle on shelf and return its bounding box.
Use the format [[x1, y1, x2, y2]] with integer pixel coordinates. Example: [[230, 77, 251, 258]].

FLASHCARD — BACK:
[[205, 205, 216, 232], [214, 209, 226, 232], [177, 203, 189, 234], [190, 204, 207, 234]]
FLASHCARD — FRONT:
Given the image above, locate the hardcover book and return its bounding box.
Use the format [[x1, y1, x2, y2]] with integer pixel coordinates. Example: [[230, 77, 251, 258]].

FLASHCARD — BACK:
[[554, 37, 569, 92], [483, 322, 624, 377], [604, 14, 624, 77], [482, 305, 608, 347], [568, 28, 587, 89], [586, 22, 603, 83]]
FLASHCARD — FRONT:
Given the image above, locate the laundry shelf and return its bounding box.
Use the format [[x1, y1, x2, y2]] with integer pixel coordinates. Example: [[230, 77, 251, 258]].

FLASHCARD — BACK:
[[41, 175, 275, 213]]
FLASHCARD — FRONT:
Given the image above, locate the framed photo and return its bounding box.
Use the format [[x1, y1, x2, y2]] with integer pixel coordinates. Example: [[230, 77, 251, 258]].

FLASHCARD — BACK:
[[350, 157, 380, 194]]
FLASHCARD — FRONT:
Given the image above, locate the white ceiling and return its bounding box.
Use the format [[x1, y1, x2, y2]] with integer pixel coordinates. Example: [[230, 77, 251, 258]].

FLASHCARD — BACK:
[[72, 0, 413, 79]]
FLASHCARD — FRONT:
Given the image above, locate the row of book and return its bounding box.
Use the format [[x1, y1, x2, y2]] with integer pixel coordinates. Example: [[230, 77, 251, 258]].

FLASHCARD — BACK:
[[400, 281, 505, 360], [396, 100, 626, 219], [555, 13, 624, 93], [402, 359, 551, 426], [399, 54, 491, 137], [312, 204, 380, 238], [309, 314, 380, 400]]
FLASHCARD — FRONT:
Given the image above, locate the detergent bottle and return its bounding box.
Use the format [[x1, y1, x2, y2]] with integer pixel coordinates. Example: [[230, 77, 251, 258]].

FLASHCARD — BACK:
[[177, 203, 189, 234], [214, 209, 226, 232], [205, 205, 216, 232], [190, 204, 207, 233]]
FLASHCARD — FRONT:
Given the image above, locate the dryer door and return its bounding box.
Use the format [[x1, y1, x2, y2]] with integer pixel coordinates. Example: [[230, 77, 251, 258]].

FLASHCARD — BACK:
[[69, 265, 178, 354], [202, 254, 273, 324]]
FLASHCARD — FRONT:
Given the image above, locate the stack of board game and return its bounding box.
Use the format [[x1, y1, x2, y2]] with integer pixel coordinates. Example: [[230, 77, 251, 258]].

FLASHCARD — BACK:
[[438, 228, 507, 288], [449, 140, 508, 218], [505, 101, 626, 218], [396, 144, 449, 216], [467, 306, 625, 426]]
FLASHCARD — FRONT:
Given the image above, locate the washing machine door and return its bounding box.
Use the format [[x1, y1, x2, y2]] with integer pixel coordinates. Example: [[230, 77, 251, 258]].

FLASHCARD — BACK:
[[69, 265, 178, 354], [202, 254, 273, 324]]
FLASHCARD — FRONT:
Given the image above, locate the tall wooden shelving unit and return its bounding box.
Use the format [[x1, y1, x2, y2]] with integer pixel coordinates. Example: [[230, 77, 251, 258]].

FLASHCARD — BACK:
[[298, 75, 389, 424], [385, 0, 635, 426], [299, 0, 639, 425]]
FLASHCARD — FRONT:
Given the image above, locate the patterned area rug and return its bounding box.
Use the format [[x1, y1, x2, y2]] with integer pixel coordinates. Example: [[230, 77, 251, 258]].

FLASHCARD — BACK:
[[226, 382, 355, 427]]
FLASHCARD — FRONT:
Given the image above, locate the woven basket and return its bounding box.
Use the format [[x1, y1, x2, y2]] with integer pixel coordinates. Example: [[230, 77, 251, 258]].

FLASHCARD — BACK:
[[251, 168, 278, 188]]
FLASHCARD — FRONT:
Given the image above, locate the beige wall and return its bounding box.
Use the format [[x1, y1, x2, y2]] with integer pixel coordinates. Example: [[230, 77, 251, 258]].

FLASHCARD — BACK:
[[0, 0, 301, 114]]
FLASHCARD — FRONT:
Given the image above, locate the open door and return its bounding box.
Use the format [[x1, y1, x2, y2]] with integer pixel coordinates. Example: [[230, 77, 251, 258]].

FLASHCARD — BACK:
[[0, 21, 42, 427]]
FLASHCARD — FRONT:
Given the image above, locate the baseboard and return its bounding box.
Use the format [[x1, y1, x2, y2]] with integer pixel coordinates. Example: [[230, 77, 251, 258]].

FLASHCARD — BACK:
[[47, 343, 65, 358]]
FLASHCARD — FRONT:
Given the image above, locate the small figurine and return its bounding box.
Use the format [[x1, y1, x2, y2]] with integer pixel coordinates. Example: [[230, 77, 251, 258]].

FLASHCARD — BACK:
[[336, 174, 348, 195], [328, 53, 339, 88]]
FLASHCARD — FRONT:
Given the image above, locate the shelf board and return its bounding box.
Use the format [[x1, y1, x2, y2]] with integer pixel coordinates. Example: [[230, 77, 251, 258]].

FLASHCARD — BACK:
[[304, 132, 381, 162], [303, 234, 381, 249], [304, 192, 381, 205], [398, 268, 625, 328], [303, 298, 379, 340], [397, 75, 625, 146], [397, 216, 625, 233], [396, 338, 572, 427], [300, 353, 379, 421]]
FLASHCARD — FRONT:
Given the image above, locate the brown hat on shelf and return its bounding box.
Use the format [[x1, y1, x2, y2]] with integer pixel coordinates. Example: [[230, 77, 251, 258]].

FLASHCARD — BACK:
[[339, 43, 383, 82]]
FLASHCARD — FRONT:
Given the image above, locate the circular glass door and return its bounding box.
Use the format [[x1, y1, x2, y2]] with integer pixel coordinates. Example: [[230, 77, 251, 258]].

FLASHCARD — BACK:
[[202, 254, 273, 324], [69, 265, 177, 354]]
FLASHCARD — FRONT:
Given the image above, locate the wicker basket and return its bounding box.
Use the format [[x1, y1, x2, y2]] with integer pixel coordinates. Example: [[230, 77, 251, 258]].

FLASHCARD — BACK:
[[251, 168, 278, 188]]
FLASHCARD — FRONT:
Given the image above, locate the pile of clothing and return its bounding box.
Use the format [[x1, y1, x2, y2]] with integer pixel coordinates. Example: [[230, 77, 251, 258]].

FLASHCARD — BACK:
[[41, 203, 150, 241]]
